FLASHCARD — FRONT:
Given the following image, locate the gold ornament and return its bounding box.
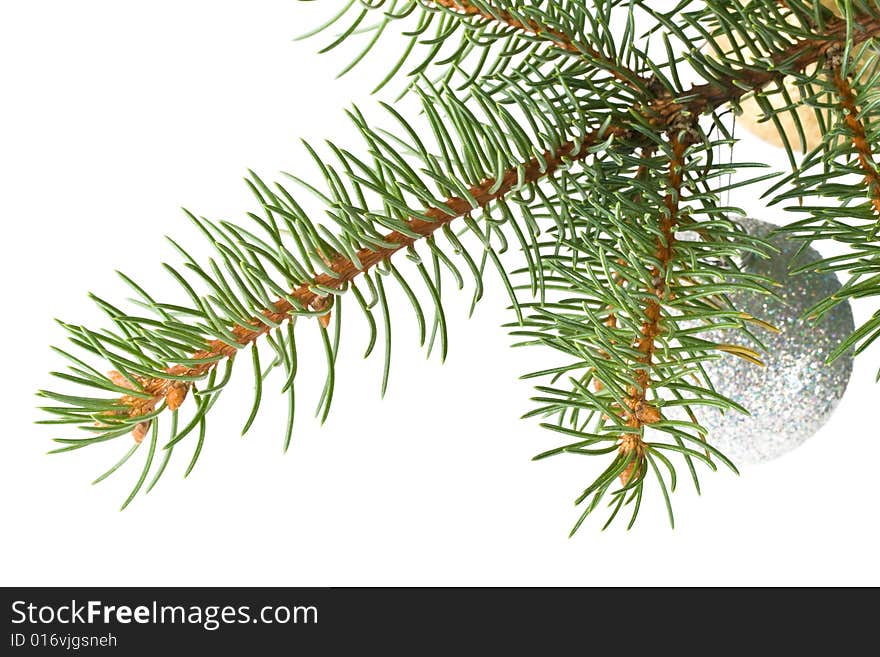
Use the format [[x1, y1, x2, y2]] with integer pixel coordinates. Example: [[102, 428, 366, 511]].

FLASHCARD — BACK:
[[704, 1, 849, 152]]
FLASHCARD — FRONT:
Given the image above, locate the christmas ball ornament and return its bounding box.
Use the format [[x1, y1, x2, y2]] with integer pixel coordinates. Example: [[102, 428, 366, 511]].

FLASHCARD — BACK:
[[697, 217, 854, 465]]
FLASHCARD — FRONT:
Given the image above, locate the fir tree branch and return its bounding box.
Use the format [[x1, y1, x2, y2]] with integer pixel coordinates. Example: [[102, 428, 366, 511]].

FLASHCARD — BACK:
[[763, 10, 880, 373], [118, 127, 622, 424], [39, 2, 880, 525], [656, 13, 880, 130], [431, 0, 580, 51], [617, 134, 689, 486], [829, 47, 880, 216], [428, 0, 644, 87]]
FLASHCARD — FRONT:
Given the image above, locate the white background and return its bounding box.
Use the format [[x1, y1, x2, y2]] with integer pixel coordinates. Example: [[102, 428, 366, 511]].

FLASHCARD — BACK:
[[2, 1, 878, 586]]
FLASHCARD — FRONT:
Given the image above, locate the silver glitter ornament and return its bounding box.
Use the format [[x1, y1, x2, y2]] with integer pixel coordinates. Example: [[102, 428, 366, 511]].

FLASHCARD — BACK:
[[697, 217, 854, 465]]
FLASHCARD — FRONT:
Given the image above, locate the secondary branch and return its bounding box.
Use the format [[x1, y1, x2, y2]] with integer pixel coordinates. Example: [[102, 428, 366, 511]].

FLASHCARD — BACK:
[[617, 135, 687, 485], [830, 52, 880, 216], [428, 0, 645, 87]]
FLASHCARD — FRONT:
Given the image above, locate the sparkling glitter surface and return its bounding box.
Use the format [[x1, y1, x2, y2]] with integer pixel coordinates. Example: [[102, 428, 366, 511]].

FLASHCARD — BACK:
[[696, 217, 854, 465]]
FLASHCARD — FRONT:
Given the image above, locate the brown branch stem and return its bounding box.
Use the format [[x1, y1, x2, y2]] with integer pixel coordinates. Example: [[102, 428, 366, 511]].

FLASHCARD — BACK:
[[119, 127, 624, 425], [651, 14, 880, 130], [429, 0, 644, 87], [617, 135, 687, 484], [831, 58, 880, 216]]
